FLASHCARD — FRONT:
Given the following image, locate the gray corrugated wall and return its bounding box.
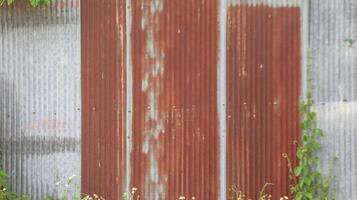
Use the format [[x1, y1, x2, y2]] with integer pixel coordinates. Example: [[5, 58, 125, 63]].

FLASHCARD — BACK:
[[0, 1, 80, 199], [310, 0, 357, 199]]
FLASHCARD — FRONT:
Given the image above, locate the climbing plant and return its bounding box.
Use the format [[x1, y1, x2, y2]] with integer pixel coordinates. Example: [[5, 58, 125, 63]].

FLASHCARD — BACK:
[[284, 49, 336, 200], [291, 94, 332, 200], [0, 0, 51, 7]]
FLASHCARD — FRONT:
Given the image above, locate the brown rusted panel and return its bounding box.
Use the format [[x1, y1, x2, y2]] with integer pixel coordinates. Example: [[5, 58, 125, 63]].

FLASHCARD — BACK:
[[131, 0, 219, 199], [81, 0, 126, 199], [227, 5, 301, 199]]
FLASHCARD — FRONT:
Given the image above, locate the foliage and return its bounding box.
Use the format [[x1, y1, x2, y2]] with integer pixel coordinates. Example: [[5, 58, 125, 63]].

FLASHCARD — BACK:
[[122, 188, 140, 200], [0, 0, 51, 7], [45, 175, 139, 200], [0, 169, 28, 200], [285, 94, 335, 200], [228, 183, 288, 200]]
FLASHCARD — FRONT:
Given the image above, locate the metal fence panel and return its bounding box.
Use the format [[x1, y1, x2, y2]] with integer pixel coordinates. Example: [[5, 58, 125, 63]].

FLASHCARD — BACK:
[[129, 0, 220, 199], [310, 1, 357, 199], [226, 2, 301, 199], [81, 0, 126, 199], [0, 1, 80, 199]]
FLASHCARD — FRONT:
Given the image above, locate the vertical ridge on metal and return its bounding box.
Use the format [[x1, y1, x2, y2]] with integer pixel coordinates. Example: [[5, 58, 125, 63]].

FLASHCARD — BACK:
[[81, 0, 126, 199], [130, 0, 220, 199], [226, 4, 301, 199], [1, 1, 80, 199]]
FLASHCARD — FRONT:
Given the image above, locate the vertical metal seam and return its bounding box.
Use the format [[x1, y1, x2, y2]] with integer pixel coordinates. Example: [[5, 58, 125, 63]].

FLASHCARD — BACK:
[[301, 0, 309, 100], [218, 0, 227, 199], [125, 0, 133, 194]]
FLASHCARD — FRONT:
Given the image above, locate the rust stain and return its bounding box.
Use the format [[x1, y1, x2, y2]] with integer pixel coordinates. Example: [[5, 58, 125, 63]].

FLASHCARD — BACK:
[[226, 5, 301, 199], [81, 0, 126, 199], [131, 0, 219, 199]]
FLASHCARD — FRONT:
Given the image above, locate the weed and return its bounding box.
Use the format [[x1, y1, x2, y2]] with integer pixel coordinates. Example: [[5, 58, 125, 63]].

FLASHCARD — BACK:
[[0, 0, 51, 7], [0, 169, 28, 200], [228, 183, 288, 200], [284, 94, 336, 200]]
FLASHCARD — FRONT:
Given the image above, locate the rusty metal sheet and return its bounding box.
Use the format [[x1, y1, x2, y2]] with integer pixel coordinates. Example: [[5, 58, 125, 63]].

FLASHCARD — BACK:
[[130, 0, 219, 199], [226, 5, 301, 199], [81, 0, 126, 199]]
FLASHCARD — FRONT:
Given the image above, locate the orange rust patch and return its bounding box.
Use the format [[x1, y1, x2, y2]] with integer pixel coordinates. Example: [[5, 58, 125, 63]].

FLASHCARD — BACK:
[[226, 5, 301, 199], [81, 0, 126, 199], [131, 0, 219, 199]]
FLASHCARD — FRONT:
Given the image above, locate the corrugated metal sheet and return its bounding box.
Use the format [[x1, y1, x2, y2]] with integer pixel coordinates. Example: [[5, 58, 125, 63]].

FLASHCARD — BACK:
[[0, 1, 80, 199], [226, 2, 301, 199], [81, 0, 126, 199], [79, 1, 308, 199], [129, 0, 219, 199], [6, 0, 357, 199], [310, 1, 357, 199], [228, 0, 303, 7]]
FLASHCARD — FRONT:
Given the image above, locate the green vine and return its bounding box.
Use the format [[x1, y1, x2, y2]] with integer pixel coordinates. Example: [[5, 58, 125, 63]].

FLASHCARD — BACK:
[[289, 94, 331, 200], [291, 50, 335, 199], [0, 0, 51, 7], [284, 48, 336, 200]]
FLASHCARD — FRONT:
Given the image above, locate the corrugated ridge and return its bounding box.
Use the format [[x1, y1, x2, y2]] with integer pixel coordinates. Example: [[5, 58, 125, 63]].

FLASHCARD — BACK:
[[130, 0, 220, 199], [226, 5, 301, 199], [81, 0, 126, 199], [228, 0, 303, 7], [310, 1, 357, 199], [310, 0, 357, 103], [0, 1, 80, 199]]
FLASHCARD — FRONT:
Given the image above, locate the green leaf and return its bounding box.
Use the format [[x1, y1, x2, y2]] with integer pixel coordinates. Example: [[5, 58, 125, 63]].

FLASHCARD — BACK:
[[6, 0, 15, 5], [30, 0, 39, 6], [294, 166, 302, 176], [305, 192, 313, 199], [302, 121, 309, 129], [308, 111, 317, 121], [307, 142, 321, 151], [309, 156, 320, 165], [314, 128, 324, 136]]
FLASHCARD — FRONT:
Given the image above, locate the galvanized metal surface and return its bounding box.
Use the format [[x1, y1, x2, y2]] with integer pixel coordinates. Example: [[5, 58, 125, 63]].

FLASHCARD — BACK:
[[0, 1, 80, 199], [81, 0, 126, 199], [226, 3, 301, 199], [218, 1, 228, 199], [310, 1, 357, 199]]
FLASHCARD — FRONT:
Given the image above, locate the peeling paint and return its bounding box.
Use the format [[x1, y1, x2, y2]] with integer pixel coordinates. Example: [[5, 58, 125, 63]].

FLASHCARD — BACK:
[[131, 0, 220, 199], [135, 0, 167, 198]]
